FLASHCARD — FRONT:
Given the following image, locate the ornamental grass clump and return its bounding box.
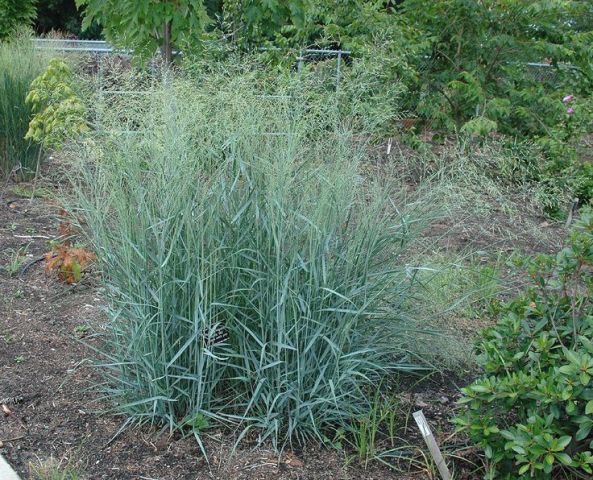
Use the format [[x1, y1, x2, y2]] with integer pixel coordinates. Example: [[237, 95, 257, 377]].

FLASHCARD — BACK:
[[0, 35, 47, 178], [69, 71, 431, 448]]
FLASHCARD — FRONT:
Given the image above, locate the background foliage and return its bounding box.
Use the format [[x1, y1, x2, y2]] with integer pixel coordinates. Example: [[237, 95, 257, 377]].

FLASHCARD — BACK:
[[74, 0, 215, 60], [0, 0, 37, 40], [35, 0, 102, 38]]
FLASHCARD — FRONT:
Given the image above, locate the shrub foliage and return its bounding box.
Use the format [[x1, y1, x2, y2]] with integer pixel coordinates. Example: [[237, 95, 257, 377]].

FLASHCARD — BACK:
[[0, 0, 36, 40], [456, 209, 593, 478], [26, 58, 88, 149]]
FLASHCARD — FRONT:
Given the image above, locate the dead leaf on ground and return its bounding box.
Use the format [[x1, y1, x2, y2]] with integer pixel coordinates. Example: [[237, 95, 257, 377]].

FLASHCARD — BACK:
[[45, 245, 95, 284], [282, 452, 304, 468], [58, 208, 74, 242]]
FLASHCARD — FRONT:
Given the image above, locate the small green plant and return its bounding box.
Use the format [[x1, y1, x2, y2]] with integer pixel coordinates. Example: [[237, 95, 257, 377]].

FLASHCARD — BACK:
[[460, 117, 498, 140], [10, 185, 53, 198], [73, 324, 90, 337], [29, 457, 82, 480], [320, 386, 403, 468], [14, 355, 26, 364], [346, 389, 401, 467], [26, 58, 88, 150], [181, 412, 209, 433], [3, 246, 30, 276], [349, 399, 383, 465], [455, 208, 593, 478]]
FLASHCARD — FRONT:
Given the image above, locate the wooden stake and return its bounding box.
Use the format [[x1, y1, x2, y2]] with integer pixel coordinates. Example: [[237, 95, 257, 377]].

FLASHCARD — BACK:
[[413, 410, 451, 480]]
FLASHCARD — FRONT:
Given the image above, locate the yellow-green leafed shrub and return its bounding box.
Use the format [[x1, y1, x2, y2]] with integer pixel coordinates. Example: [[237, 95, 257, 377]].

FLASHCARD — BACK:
[[26, 58, 88, 149]]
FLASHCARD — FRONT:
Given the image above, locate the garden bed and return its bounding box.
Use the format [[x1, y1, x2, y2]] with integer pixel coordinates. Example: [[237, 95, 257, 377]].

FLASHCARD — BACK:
[[0, 180, 472, 480], [0, 152, 569, 479]]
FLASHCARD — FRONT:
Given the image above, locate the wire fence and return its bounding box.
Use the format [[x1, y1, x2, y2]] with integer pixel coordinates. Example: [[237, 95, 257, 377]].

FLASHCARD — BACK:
[[33, 37, 572, 130], [34, 38, 351, 90], [33, 37, 569, 88], [34, 38, 125, 54]]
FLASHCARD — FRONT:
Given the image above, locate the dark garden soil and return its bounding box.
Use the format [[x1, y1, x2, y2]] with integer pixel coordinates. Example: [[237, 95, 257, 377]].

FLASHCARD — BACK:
[[0, 175, 563, 480]]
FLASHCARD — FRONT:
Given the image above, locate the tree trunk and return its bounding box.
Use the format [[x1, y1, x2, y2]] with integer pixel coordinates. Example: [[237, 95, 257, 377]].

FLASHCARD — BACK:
[[162, 20, 172, 65]]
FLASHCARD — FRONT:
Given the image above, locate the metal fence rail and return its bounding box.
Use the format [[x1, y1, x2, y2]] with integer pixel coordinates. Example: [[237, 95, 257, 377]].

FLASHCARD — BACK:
[[33, 38, 572, 97], [33, 37, 568, 71], [34, 38, 126, 54]]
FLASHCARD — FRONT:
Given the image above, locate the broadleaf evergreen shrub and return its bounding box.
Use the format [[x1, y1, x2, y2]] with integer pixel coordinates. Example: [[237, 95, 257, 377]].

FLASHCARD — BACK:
[[455, 208, 593, 478]]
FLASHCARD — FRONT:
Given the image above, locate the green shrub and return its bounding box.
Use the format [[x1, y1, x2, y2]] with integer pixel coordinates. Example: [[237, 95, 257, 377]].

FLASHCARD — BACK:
[[455, 209, 593, 478], [68, 70, 433, 449], [401, 0, 592, 136], [0, 1, 36, 40], [542, 94, 593, 204], [0, 36, 47, 179], [26, 58, 88, 149]]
